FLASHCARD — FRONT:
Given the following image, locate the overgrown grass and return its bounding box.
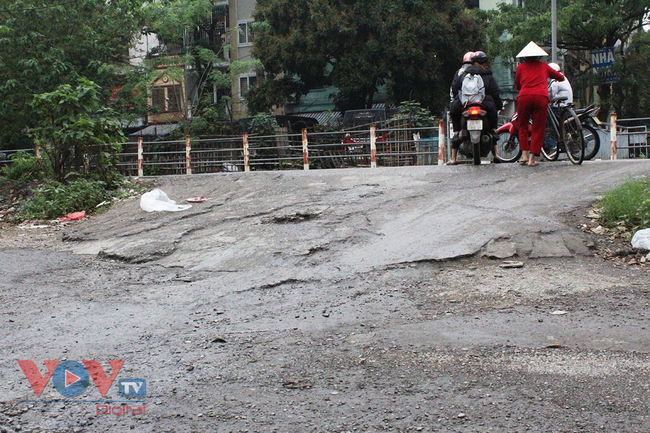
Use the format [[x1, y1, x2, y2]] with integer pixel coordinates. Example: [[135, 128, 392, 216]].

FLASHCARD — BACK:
[[0, 152, 136, 221], [21, 179, 115, 220], [599, 178, 650, 230]]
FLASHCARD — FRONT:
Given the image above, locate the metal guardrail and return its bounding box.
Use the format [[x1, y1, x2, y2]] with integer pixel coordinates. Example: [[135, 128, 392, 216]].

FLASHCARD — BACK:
[[116, 125, 442, 176], [6, 115, 646, 174], [607, 117, 650, 159]]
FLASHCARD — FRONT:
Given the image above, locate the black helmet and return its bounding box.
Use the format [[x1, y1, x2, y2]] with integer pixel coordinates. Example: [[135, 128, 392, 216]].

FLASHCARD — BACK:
[[472, 51, 488, 64]]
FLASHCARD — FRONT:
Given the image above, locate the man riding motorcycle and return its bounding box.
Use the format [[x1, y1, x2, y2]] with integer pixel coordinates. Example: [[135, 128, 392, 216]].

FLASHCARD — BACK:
[[448, 51, 503, 164]]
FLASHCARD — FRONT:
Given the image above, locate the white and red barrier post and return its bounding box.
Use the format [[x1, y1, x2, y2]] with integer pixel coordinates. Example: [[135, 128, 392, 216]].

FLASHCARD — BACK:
[[243, 133, 250, 172], [370, 125, 377, 168], [438, 118, 446, 165], [137, 136, 144, 177], [185, 135, 192, 175], [610, 111, 617, 160], [302, 128, 310, 171]]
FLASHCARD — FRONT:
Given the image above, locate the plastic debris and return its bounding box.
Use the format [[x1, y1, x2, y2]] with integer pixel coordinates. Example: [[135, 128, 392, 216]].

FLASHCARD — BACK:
[[550, 310, 568, 315], [222, 163, 239, 172], [499, 261, 524, 269], [186, 196, 207, 203], [591, 225, 606, 235], [140, 189, 191, 212], [631, 228, 650, 250], [20, 224, 50, 229], [59, 211, 86, 222]]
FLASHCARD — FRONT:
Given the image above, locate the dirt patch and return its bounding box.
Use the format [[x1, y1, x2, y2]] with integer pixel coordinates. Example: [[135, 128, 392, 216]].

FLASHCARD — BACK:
[[572, 205, 650, 266]]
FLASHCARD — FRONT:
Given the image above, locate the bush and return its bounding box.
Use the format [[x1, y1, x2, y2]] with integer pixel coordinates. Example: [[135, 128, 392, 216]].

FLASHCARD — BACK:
[[600, 178, 650, 230], [392, 101, 436, 128], [1, 152, 52, 182], [22, 179, 114, 220]]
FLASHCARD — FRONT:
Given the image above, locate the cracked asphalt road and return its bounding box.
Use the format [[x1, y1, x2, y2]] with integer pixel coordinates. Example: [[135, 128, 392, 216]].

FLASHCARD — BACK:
[[1, 160, 650, 432]]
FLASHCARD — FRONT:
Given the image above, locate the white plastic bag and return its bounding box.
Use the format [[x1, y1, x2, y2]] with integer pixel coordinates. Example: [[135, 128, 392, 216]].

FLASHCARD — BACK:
[[140, 189, 192, 212], [631, 228, 650, 250]]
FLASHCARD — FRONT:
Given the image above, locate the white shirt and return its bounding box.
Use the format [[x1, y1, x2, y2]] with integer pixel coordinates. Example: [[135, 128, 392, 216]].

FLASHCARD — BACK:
[[549, 78, 573, 105]]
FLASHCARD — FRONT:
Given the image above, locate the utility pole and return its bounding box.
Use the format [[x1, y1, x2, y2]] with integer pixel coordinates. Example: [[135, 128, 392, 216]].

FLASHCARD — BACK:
[[551, 0, 558, 63]]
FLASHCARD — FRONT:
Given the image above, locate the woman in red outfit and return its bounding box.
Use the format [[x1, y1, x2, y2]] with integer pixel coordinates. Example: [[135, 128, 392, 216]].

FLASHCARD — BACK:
[[514, 41, 565, 166]]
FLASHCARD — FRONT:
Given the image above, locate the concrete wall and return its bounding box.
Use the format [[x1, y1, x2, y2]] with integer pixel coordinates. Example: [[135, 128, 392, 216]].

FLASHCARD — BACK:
[[230, 0, 257, 118]]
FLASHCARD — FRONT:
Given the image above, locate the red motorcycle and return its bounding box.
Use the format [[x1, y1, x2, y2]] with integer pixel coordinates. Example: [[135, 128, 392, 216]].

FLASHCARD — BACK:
[[495, 112, 524, 163], [496, 95, 595, 163]]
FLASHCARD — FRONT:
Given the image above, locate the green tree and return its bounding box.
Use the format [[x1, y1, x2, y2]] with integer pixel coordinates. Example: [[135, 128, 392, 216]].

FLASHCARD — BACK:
[[0, 0, 146, 149], [30, 79, 124, 182], [391, 101, 436, 128], [613, 30, 650, 118], [249, 0, 483, 115], [483, 0, 649, 111], [484, 0, 648, 61]]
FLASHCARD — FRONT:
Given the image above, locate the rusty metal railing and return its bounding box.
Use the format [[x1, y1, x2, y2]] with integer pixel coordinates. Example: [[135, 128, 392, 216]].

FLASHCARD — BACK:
[[115, 124, 444, 176]]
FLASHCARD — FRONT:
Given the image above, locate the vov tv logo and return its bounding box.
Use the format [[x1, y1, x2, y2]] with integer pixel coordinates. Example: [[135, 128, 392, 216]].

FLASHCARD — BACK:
[[17, 360, 145, 398]]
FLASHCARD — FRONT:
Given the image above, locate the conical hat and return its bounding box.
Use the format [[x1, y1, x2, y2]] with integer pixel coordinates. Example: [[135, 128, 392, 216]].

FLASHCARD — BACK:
[[516, 41, 549, 58]]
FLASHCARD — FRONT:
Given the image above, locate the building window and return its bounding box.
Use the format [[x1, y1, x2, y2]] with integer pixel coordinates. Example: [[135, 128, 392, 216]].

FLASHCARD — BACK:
[[238, 21, 253, 45], [152, 85, 182, 112], [168, 87, 180, 112], [239, 75, 257, 100]]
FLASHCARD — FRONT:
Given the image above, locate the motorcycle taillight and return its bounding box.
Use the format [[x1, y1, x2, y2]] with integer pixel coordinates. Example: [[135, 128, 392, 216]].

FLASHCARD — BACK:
[[468, 107, 481, 116]]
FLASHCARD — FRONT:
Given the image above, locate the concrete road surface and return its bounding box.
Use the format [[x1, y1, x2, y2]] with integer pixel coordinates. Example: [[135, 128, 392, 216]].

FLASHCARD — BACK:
[[1, 159, 650, 432]]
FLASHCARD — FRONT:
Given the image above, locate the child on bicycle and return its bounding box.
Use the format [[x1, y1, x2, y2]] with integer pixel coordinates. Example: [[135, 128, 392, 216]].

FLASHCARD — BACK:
[[544, 62, 574, 154], [548, 62, 573, 106]]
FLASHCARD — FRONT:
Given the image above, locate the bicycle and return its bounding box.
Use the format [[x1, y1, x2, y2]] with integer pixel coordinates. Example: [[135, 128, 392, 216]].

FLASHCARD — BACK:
[[541, 96, 585, 165], [495, 96, 584, 165]]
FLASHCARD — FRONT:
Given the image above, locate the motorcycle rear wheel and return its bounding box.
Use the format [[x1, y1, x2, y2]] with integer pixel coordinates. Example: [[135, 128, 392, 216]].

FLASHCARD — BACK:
[[495, 131, 521, 163], [472, 142, 481, 165], [582, 124, 601, 160]]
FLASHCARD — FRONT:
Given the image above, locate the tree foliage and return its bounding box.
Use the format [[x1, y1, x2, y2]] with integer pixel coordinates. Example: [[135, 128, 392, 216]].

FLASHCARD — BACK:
[[613, 30, 650, 118], [250, 0, 484, 115], [483, 0, 650, 65], [391, 101, 436, 128], [483, 0, 649, 116], [0, 0, 146, 149], [142, 0, 214, 46], [31, 79, 124, 182]]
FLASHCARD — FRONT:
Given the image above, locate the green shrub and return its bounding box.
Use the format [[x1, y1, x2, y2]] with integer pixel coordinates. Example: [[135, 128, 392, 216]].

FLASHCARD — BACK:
[[392, 101, 436, 128], [600, 178, 650, 230], [22, 179, 113, 220], [1, 152, 52, 182]]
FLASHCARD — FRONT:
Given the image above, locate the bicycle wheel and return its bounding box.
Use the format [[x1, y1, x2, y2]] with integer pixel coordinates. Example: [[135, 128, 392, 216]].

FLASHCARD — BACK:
[[562, 109, 584, 165], [582, 124, 601, 160], [541, 121, 559, 161], [495, 130, 521, 163]]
